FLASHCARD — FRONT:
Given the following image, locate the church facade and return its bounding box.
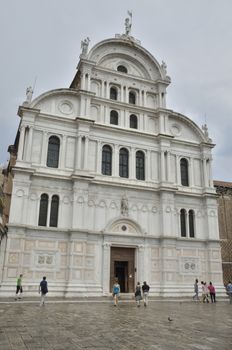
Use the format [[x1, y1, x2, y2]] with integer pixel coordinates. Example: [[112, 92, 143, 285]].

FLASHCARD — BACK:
[[0, 26, 224, 297]]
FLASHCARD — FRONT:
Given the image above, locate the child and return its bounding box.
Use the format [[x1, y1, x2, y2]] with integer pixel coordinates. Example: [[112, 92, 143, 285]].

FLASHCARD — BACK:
[[112, 279, 120, 307]]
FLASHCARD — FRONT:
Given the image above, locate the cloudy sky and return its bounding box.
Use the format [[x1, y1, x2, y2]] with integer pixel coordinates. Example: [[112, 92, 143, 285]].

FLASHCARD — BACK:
[[0, 0, 231, 181]]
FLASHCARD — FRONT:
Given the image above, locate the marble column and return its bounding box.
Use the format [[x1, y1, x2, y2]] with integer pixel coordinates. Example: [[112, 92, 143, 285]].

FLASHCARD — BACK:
[[17, 125, 25, 161], [84, 136, 89, 170], [102, 243, 111, 295], [41, 131, 48, 166], [26, 126, 33, 162]]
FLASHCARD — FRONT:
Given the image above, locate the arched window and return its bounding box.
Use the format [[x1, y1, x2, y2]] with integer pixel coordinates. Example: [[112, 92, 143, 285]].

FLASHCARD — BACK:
[[117, 65, 127, 73], [47, 136, 60, 168], [110, 110, 118, 125], [136, 151, 145, 180], [38, 194, 48, 226], [110, 87, 117, 100], [119, 148, 129, 178], [189, 210, 195, 238], [129, 91, 136, 104], [130, 114, 138, 129], [49, 195, 59, 227], [180, 158, 189, 186], [102, 145, 112, 176], [180, 209, 187, 237]]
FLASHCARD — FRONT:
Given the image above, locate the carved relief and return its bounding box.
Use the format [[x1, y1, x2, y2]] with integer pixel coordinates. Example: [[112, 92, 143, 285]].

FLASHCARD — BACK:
[[180, 258, 198, 274]]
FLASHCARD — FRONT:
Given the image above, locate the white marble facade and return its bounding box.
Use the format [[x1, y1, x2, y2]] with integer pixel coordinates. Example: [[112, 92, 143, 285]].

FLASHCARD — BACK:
[[0, 32, 223, 297]]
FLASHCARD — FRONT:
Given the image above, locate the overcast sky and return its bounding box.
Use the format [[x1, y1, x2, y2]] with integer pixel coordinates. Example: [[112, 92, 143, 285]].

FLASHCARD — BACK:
[[0, 0, 231, 181]]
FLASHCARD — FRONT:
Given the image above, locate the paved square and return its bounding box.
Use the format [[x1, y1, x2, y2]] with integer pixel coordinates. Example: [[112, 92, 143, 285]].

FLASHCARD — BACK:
[[0, 299, 231, 350]]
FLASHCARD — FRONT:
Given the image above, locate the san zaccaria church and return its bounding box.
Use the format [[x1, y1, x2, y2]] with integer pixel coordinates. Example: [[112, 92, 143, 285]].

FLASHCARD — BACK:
[[0, 20, 224, 297]]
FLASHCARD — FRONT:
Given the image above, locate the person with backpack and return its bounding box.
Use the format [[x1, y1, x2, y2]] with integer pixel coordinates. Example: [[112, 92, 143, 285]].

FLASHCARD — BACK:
[[39, 276, 48, 306], [112, 278, 120, 307], [142, 281, 150, 307], [135, 282, 142, 307]]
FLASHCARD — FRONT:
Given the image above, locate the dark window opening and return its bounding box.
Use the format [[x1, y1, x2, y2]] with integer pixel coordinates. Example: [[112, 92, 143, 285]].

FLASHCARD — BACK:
[[180, 158, 189, 186], [136, 151, 145, 180], [129, 91, 136, 104], [189, 210, 195, 238], [47, 136, 60, 168], [180, 209, 187, 237], [117, 65, 127, 73], [110, 87, 117, 100], [119, 148, 129, 178], [38, 194, 48, 226], [50, 195, 59, 227], [130, 114, 138, 129], [110, 110, 118, 125], [102, 145, 112, 176]]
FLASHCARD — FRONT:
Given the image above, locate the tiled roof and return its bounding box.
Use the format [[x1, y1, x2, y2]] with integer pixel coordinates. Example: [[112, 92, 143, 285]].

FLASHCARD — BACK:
[[214, 180, 232, 188]]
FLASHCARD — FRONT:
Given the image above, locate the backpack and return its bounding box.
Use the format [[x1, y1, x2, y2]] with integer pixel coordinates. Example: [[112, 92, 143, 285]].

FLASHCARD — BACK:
[[113, 285, 119, 294]]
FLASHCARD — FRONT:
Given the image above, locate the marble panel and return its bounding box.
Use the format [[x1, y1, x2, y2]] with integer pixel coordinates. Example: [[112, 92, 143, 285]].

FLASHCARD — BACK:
[[10, 239, 21, 250], [8, 253, 19, 264]]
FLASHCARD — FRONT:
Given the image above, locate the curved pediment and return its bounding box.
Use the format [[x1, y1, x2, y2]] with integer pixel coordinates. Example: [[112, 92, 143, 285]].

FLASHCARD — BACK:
[[87, 38, 167, 81], [30, 88, 80, 118], [103, 217, 145, 236], [169, 112, 212, 144]]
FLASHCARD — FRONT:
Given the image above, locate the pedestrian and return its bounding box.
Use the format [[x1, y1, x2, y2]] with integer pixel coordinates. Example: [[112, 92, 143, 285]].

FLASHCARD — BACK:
[[135, 282, 142, 307], [142, 281, 150, 307], [193, 279, 199, 301], [201, 281, 209, 303], [112, 278, 120, 307], [226, 281, 232, 304], [15, 274, 23, 300], [208, 282, 216, 303], [39, 276, 48, 307]]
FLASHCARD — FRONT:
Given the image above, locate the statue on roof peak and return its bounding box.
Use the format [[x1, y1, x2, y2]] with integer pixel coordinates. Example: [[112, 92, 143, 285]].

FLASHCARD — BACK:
[[125, 11, 132, 36], [81, 37, 90, 56]]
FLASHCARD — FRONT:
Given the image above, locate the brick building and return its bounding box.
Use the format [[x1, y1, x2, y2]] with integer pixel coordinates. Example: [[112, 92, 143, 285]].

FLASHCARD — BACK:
[[214, 181, 232, 284]]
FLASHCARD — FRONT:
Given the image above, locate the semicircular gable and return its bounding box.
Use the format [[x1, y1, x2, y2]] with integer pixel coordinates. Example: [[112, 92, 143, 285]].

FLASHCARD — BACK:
[[31, 89, 80, 118], [87, 39, 163, 81], [169, 112, 209, 144], [104, 217, 144, 236]]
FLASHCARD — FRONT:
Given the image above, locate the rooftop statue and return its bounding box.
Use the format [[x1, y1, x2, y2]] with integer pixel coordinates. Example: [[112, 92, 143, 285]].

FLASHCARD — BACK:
[[202, 123, 212, 143], [81, 37, 90, 56], [26, 86, 33, 104], [125, 11, 132, 36], [161, 61, 167, 76]]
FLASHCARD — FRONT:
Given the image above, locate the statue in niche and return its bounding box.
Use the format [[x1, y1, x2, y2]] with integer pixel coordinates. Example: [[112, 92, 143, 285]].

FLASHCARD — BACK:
[[81, 37, 90, 56], [121, 193, 129, 216], [26, 86, 33, 103]]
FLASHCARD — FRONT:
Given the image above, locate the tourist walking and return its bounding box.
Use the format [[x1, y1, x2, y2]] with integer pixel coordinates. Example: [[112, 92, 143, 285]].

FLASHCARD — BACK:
[[135, 282, 142, 307], [112, 278, 120, 307], [39, 276, 48, 307], [208, 282, 216, 303], [226, 281, 232, 304], [15, 274, 23, 300], [142, 281, 150, 307], [201, 281, 209, 303], [193, 279, 199, 301]]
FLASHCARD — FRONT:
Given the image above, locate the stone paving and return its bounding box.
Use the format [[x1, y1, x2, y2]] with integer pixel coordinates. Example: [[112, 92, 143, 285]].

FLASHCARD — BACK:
[[0, 298, 231, 350]]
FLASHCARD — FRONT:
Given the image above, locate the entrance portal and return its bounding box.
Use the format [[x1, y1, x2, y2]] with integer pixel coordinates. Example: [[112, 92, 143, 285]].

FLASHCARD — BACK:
[[110, 247, 135, 293]]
